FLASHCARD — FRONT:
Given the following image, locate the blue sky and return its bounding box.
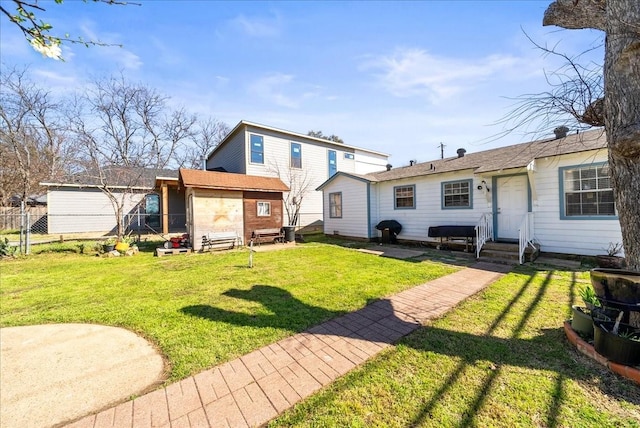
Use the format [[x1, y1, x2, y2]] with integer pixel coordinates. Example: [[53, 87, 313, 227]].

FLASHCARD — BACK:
[[1, 0, 603, 165]]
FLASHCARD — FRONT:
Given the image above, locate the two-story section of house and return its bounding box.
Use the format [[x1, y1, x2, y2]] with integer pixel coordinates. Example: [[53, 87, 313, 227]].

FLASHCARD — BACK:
[[206, 120, 389, 228]]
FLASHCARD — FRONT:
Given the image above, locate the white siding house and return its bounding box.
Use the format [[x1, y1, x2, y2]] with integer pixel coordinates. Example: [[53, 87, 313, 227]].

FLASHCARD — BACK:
[[206, 121, 389, 228], [46, 186, 145, 234], [41, 169, 184, 235], [319, 173, 374, 238], [317, 129, 623, 257]]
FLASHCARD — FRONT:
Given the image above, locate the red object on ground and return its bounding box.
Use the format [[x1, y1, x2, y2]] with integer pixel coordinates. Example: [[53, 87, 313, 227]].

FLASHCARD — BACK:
[[168, 234, 190, 248]]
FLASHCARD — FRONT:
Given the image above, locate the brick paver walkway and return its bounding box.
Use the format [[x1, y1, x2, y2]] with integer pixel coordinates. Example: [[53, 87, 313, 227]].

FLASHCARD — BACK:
[[65, 262, 510, 428]]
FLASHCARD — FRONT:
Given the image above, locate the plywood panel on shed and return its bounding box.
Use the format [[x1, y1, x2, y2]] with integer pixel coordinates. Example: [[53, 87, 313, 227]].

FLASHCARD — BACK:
[[191, 189, 244, 250], [243, 191, 283, 244]]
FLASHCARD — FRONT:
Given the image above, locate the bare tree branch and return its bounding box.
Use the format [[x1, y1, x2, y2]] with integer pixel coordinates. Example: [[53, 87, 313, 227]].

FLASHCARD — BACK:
[[494, 32, 604, 141]]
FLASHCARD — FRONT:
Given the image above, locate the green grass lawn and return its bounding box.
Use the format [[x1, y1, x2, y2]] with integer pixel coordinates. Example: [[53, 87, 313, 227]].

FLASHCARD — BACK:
[[2, 242, 638, 425], [0, 241, 457, 381], [270, 267, 640, 427]]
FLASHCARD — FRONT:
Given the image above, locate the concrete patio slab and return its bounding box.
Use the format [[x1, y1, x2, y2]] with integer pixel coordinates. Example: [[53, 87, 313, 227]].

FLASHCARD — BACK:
[[0, 324, 165, 428]]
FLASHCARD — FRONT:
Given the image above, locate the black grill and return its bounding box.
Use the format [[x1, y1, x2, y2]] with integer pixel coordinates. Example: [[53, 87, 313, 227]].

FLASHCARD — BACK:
[[376, 220, 402, 244]]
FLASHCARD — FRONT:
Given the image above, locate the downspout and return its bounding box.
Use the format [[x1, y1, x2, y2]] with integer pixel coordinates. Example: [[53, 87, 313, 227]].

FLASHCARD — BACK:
[[527, 160, 538, 205], [366, 182, 372, 239], [162, 182, 169, 235]]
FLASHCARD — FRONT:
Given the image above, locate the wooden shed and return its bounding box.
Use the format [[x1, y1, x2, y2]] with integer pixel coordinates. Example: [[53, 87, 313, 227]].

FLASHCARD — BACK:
[[179, 169, 289, 250]]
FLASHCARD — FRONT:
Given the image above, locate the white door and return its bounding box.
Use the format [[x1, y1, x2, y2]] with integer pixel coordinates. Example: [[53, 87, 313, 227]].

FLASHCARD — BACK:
[[496, 175, 529, 240]]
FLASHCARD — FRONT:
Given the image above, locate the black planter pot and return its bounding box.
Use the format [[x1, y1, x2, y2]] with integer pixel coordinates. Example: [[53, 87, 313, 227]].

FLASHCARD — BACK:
[[590, 268, 640, 305], [595, 255, 626, 269], [593, 321, 640, 366], [591, 306, 618, 323]]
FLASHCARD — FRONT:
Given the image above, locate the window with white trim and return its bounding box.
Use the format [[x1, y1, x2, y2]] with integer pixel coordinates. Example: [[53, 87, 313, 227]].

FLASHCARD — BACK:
[[394, 185, 415, 209], [291, 142, 302, 169], [561, 163, 615, 217], [329, 192, 342, 218], [257, 201, 271, 217], [328, 150, 337, 177], [250, 135, 264, 164], [442, 180, 471, 209]]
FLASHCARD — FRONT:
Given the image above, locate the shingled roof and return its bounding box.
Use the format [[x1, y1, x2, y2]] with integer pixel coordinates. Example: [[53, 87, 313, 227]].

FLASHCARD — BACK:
[[41, 168, 179, 189], [179, 169, 289, 192], [369, 129, 607, 182]]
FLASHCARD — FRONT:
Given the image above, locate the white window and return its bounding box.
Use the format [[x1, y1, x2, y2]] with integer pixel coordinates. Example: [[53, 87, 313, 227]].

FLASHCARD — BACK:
[[561, 163, 615, 218], [442, 180, 472, 209], [394, 185, 415, 209], [257, 201, 271, 217]]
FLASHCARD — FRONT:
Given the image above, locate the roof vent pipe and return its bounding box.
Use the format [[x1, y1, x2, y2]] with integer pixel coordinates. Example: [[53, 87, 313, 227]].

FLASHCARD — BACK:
[[457, 148, 466, 158], [409, 159, 416, 166], [554, 126, 569, 139], [386, 163, 392, 171]]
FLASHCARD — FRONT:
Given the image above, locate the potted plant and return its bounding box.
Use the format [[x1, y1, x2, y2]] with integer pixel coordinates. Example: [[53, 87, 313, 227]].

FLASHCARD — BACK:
[[593, 311, 640, 366], [595, 242, 626, 269], [102, 238, 116, 252], [590, 267, 640, 330], [571, 284, 600, 338], [115, 235, 135, 253]]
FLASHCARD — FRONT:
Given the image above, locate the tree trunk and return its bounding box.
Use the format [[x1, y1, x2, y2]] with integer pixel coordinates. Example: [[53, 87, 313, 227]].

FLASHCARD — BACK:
[[544, 0, 640, 272], [603, 2, 640, 272]]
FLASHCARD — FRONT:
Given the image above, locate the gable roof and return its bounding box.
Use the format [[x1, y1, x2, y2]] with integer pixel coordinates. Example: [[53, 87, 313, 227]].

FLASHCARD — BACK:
[[179, 169, 289, 192], [41, 168, 179, 189], [370, 129, 607, 182], [316, 171, 378, 191], [208, 120, 389, 160]]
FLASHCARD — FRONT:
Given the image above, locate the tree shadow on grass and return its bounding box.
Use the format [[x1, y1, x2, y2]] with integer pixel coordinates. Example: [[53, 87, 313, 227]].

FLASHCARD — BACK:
[[334, 269, 638, 426], [405, 269, 638, 426], [181, 285, 347, 332], [183, 269, 639, 426]]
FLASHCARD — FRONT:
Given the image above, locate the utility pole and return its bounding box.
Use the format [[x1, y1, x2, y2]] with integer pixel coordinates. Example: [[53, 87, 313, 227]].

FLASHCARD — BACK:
[[438, 142, 445, 159]]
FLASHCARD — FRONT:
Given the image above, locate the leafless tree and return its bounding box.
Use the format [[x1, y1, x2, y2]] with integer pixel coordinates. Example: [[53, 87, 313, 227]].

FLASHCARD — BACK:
[[268, 162, 314, 227], [74, 74, 190, 169], [0, 66, 72, 206], [307, 130, 344, 144], [176, 118, 230, 169], [68, 74, 230, 237], [70, 74, 201, 238], [497, 35, 604, 140]]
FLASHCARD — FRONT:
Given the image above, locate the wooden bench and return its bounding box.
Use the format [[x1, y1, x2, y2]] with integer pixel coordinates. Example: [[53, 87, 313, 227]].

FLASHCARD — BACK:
[[251, 228, 284, 245], [201, 232, 239, 252]]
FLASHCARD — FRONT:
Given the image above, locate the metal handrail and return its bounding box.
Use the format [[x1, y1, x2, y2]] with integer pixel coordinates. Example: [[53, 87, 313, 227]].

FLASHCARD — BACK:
[[475, 212, 493, 258], [518, 213, 535, 264]]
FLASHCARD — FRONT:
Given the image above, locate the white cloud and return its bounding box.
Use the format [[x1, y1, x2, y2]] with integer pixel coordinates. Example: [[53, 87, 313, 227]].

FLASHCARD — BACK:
[[247, 73, 299, 108], [29, 69, 87, 97], [214, 75, 230, 86], [0, 29, 37, 59], [231, 14, 281, 37], [77, 21, 143, 70], [148, 37, 184, 66], [361, 48, 538, 104]]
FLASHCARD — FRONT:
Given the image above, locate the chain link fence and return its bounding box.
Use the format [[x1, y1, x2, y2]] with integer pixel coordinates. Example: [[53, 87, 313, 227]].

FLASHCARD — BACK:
[[1, 206, 186, 254]]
